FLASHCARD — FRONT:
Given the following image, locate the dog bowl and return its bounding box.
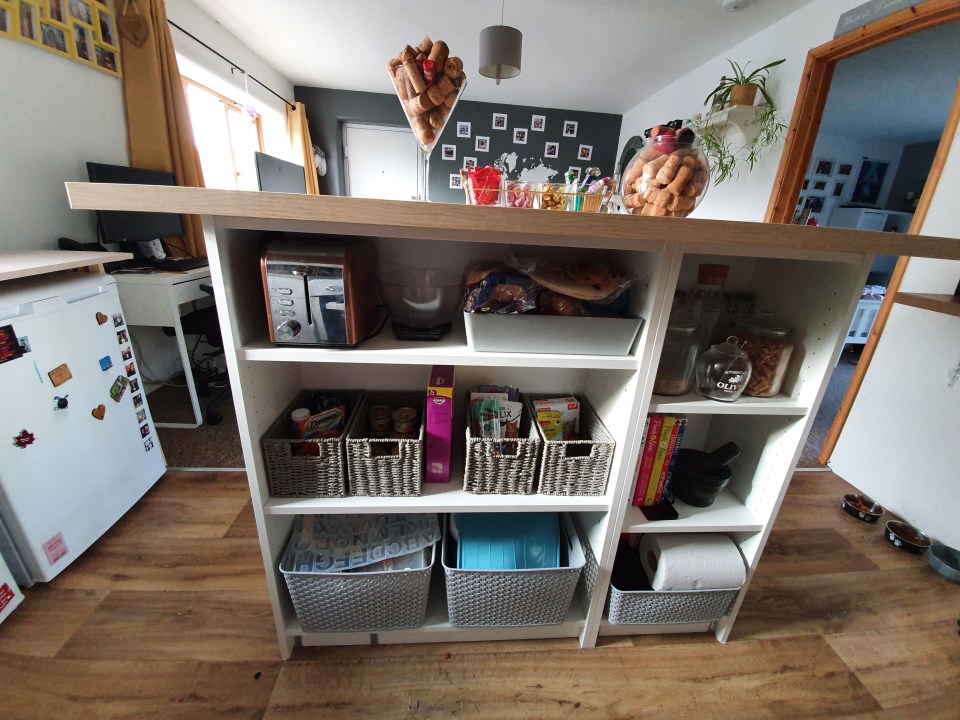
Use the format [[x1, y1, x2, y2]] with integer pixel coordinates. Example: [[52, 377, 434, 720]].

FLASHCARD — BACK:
[[928, 544, 960, 584], [885, 520, 931, 555], [841, 493, 883, 523]]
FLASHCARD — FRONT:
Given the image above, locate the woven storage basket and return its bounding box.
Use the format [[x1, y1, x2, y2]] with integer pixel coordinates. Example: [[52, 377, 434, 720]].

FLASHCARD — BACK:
[[281, 539, 436, 633], [442, 513, 584, 627], [261, 390, 364, 498], [346, 392, 425, 496], [463, 395, 541, 494], [527, 395, 616, 496]]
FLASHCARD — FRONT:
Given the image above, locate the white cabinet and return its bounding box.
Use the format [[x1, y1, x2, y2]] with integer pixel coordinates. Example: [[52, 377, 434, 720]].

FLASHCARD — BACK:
[[829, 207, 914, 233]]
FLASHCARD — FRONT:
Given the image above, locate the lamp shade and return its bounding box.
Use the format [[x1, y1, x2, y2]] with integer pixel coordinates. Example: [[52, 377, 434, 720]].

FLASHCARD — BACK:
[[478, 25, 522, 81]]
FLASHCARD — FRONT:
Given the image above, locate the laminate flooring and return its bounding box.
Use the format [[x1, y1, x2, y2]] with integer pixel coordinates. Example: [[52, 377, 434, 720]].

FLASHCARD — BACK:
[[1, 470, 957, 719]]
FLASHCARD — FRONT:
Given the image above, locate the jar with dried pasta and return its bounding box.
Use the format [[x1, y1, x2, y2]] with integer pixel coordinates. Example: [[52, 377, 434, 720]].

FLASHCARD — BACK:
[[732, 316, 796, 398]]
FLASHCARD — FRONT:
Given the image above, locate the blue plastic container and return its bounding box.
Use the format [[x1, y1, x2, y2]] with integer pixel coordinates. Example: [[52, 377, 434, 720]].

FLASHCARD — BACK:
[[456, 512, 560, 570]]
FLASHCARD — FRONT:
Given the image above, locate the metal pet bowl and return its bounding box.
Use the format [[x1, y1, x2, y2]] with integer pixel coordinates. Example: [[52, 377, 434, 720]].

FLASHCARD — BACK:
[[928, 544, 960, 583], [841, 493, 883, 523], [884, 520, 931, 555]]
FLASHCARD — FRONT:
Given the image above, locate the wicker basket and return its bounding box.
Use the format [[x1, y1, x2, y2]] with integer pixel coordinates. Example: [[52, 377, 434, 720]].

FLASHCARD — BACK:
[[281, 536, 436, 633], [463, 395, 541, 495], [261, 390, 364, 498], [442, 513, 584, 627], [526, 394, 616, 496], [346, 392, 425, 497]]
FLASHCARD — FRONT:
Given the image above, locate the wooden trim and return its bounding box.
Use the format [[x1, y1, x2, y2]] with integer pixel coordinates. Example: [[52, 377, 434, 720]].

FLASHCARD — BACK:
[[817, 78, 960, 465], [894, 292, 960, 318], [765, 0, 960, 225]]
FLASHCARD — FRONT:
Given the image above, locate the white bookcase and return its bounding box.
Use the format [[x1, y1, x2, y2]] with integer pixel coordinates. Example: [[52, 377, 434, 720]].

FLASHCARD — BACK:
[[66, 185, 958, 658]]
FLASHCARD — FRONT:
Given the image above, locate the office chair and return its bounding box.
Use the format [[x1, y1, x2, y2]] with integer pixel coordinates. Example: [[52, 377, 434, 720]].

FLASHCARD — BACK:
[[164, 284, 231, 425]]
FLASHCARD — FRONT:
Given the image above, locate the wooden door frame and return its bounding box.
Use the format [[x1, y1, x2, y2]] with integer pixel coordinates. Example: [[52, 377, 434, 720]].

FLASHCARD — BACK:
[[763, 0, 960, 465]]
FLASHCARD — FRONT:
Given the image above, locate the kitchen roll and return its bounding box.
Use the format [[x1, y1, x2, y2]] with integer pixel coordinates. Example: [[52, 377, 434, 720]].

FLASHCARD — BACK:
[[638, 533, 745, 591]]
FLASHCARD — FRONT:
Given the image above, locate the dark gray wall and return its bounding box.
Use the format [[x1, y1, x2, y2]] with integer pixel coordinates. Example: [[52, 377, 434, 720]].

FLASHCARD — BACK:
[[886, 140, 938, 213], [295, 85, 621, 203]]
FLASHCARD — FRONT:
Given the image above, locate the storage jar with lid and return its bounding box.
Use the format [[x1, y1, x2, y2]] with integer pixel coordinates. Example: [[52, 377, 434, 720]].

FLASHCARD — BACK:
[[653, 315, 700, 396], [695, 336, 752, 403], [732, 315, 796, 397]]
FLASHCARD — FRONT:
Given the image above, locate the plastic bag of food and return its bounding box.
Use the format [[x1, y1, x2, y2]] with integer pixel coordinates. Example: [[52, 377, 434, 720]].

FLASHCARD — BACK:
[[462, 262, 538, 314], [509, 254, 632, 303]]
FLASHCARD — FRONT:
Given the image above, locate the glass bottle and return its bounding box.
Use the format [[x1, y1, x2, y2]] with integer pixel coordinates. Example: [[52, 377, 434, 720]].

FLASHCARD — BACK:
[[684, 264, 729, 350], [696, 336, 752, 403], [653, 315, 700, 396]]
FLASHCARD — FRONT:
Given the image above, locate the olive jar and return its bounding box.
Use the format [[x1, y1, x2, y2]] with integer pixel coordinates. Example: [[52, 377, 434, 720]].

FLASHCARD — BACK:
[[652, 316, 700, 396], [732, 316, 796, 398], [695, 336, 752, 403]]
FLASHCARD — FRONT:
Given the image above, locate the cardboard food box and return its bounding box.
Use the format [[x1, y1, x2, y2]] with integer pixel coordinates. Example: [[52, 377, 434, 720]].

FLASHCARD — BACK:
[[426, 365, 455, 483], [532, 396, 580, 440]]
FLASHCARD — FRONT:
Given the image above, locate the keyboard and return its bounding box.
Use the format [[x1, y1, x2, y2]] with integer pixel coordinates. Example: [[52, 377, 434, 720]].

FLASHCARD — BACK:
[[148, 256, 209, 271]]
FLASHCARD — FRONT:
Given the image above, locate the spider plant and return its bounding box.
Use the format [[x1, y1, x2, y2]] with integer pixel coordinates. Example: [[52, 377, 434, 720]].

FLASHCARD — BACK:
[[704, 58, 786, 110]]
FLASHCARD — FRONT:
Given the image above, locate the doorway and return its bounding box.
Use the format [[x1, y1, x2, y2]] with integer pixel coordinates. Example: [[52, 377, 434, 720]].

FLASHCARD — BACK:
[[342, 123, 423, 200]]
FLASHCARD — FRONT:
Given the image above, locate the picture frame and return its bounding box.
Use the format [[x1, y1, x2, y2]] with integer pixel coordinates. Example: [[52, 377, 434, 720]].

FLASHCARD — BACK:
[[851, 160, 888, 205], [456, 121, 471, 138], [47, 0, 65, 23], [492, 113, 507, 130], [18, 0, 40, 43], [833, 181, 844, 197], [67, 0, 92, 25], [95, 2, 115, 47], [94, 42, 118, 74], [39, 18, 68, 54], [129, 377, 140, 393], [838, 163, 853, 176], [513, 128, 527, 144], [813, 180, 827, 191], [441, 144, 456, 161], [567, 166, 582, 181], [577, 144, 593, 161], [72, 22, 94, 64], [132, 393, 143, 409], [531, 115, 545, 132], [0, 6, 11, 38], [797, 195, 804, 207], [802, 178, 809, 191], [562, 121, 578, 138], [544, 142, 559, 159], [814, 158, 835, 176], [449, 173, 462, 190], [463, 156, 477, 171], [475, 136, 489, 152], [804, 195, 825, 213]]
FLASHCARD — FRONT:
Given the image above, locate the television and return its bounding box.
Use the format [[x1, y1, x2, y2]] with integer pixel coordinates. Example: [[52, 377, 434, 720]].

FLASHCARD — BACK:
[[255, 152, 307, 194], [85, 162, 185, 246]]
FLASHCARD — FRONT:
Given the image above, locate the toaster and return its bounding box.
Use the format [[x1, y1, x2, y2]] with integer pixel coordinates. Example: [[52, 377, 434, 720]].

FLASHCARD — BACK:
[[261, 239, 379, 346]]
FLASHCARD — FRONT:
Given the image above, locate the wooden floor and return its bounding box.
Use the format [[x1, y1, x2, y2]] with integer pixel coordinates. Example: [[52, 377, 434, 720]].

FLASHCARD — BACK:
[[1, 470, 957, 719]]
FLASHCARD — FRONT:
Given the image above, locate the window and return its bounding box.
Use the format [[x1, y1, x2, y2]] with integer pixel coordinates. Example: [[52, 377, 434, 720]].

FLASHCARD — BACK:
[[183, 78, 264, 191]]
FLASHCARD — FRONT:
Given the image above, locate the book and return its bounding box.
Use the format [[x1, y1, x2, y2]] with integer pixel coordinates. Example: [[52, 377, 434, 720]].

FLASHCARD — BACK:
[[631, 415, 663, 506], [655, 416, 686, 504], [644, 416, 676, 506]]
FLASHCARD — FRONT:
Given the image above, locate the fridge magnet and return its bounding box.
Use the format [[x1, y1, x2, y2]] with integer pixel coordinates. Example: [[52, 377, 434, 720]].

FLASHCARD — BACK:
[[96, 312, 108, 325], [441, 144, 456, 161], [544, 142, 559, 159], [513, 128, 527, 144], [140, 423, 150, 438], [132, 393, 143, 409], [0, 584, 16, 614], [463, 156, 477, 171], [116, 329, 128, 344], [125, 362, 136, 377], [18, 336, 31, 353], [0, 325, 26, 365], [531, 115, 546, 132], [492, 113, 507, 130], [578, 144, 593, 161], [109, 375, 128, 402], [98, 355, 113, 371], [48, 363, 73, 387], [53, 395, 69, 411], [42, 532, 69, 566], [449, 173, 462, 190], [456, 121, 471, 138], [136, 408, 147, 424], [563, 121, 578, 138], [112, 313, 124, 328], [121, 346, 132, 361], [129, 377, 140, 392], [12, 429, 35, 449], [475, 136, 489, 152], [91, 404, 106, 420], [144, 437, 154, 452]]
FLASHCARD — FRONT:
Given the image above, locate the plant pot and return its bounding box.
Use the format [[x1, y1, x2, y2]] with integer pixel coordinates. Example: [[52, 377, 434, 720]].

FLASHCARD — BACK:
[[728, 83, 758, 107]]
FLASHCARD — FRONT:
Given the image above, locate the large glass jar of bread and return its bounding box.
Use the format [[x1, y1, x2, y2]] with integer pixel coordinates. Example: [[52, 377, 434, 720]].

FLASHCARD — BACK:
[[620, 128, 709, 217], [730, 315, 796, 398]]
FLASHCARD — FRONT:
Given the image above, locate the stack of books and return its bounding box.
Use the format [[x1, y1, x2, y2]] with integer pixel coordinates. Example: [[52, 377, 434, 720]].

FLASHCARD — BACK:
[[631, 414, 687, 507]]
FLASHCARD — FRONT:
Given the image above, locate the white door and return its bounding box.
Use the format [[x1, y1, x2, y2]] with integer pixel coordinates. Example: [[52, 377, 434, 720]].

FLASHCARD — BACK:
[[343, 123, 422, 201]]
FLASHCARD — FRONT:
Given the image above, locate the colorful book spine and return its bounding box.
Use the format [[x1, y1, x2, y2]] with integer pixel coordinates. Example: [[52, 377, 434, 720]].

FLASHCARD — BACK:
[[632, 415, 663, 506], [656, 416, 686, 504], [644, 415, 676, 506]]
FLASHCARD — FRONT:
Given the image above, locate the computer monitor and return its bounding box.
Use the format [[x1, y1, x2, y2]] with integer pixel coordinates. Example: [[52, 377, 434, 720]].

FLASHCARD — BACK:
[[255, 152, 307, 194], [85, 162, 185, 247]]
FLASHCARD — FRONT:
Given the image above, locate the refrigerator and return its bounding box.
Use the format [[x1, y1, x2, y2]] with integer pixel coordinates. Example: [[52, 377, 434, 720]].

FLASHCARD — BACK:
[[0, 271, 165, 586]]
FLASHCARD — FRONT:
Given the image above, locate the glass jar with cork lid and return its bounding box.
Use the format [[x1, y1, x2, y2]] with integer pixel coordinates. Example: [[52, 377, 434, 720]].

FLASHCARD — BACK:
[[652, 314, 700, 396], [731, 315, 796, 398]]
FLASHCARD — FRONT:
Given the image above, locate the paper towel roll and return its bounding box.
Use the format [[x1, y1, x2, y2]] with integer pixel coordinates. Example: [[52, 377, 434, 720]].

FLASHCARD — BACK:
[[638, 533, 745, 591]]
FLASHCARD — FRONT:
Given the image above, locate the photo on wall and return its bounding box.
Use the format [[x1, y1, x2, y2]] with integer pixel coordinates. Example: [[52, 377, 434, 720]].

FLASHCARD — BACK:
[[441, 144, 456, 161], [578, 145, 593, 161], [567, 166, 582, 181], [449, 173, 462, 189], [833, 181, 844, 197], [814, 158, 834, 176], [492, 113, 507, 130], [851, 160, 888, 205], [475, 136, 489, 152], [0, 7, 10, 37], [456, 121, 471, 138], [463, 156, 477, 170], [838, 163, 853, 176], [513, 128, 527, 144], [804, 195, 825, 213], [49, 0, 66, 23], [531, 115, 545, 132], [544, 142, 559, 159], [40, 21, 69, 54], [813, 180, 827, 191], [563, 121, 578, 137], [74, 23, 93, 62], [96, 3, 116, 47]]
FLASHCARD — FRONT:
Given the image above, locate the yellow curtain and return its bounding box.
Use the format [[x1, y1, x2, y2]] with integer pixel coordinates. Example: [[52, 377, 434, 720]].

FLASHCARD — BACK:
[[118, 0, 206, 257], [287, 101, 320, 195]]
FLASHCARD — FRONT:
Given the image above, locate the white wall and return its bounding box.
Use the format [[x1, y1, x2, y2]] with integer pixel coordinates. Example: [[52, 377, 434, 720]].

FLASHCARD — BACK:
[[0, 41, 127, 251], [166, 0, 295, 161], [618, 0, 864, 222]]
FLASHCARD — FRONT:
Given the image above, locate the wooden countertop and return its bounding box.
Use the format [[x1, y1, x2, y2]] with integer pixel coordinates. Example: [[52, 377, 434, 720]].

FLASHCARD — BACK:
[[0, 249, 132, 282], [65, 183, 960, 260], [894, 292, 960, 318]]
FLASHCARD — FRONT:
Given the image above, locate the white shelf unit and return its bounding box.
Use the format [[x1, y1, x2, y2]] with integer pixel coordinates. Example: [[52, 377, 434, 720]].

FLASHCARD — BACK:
[[196, 213, 873, 659]]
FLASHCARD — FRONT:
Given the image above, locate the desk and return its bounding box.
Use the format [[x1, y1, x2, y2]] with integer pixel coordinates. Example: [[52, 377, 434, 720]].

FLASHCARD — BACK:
[[113, 266, 212, 429]]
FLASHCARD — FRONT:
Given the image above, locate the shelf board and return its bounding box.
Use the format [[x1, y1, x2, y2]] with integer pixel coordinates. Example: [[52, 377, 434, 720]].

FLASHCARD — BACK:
[[264, 479, 613, 515], [698, 105, 763, 136], [895, 292, 960, 319], [0, 249, 132, 281], [621, 494, 763, 533], [649, 392, 809, 415], [240, 324, 640, 370]]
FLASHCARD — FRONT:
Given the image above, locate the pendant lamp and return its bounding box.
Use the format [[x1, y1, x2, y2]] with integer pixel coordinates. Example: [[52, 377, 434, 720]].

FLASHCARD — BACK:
[[478, 0, 521, 85]]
